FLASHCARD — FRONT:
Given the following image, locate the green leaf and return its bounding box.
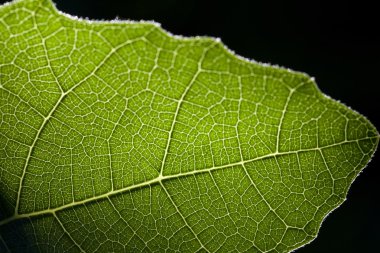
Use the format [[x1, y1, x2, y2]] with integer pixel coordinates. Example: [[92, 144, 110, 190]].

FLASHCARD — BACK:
[[0, 0, 378, 252]]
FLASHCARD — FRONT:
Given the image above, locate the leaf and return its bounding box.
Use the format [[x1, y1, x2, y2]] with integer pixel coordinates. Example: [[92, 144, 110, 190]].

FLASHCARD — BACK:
[[0, 0, 378, 252]]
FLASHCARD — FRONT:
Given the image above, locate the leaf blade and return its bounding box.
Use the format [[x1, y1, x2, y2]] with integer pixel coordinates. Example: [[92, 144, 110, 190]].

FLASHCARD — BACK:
[[0, 0, 378, 252]]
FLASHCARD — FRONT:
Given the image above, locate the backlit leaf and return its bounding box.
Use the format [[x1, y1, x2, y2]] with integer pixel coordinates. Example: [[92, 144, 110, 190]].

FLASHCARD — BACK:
[[0, 0, 378, 252]]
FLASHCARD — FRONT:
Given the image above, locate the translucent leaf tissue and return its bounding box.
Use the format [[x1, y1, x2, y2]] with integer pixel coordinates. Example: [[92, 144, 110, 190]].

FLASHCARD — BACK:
[[0, 0, 378, 252]]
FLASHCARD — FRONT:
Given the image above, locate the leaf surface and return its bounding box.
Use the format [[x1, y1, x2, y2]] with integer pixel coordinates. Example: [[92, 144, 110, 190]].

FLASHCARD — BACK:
[[0, 0, 378, 252]]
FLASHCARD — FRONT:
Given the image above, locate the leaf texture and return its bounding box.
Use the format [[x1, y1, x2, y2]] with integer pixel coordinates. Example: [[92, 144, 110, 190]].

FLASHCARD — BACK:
[[0, 0, 378, 252]]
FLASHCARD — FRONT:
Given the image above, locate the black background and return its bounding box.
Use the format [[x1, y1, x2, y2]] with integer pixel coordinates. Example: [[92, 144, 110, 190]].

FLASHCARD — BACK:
[[2, 0, 379, 252]]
